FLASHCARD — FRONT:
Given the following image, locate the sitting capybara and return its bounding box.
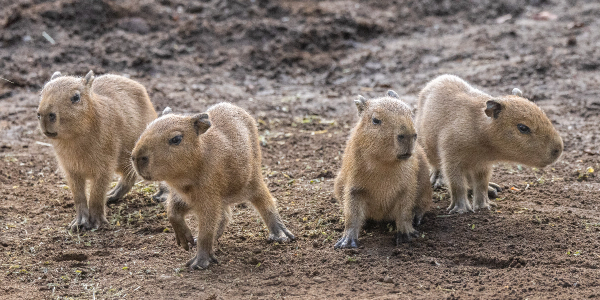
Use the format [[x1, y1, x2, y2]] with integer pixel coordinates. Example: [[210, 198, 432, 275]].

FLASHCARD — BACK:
[[334, 91, 432, 248], [131, 103, 295, 269], [416, 75, 563, 213]]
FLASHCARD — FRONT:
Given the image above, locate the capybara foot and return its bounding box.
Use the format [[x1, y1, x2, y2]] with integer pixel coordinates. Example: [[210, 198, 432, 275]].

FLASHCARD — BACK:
[[107, 183, 130, 204], [69, 214, 108, 232], [170, 219, 195, 251], [413, 214, 425, 227], [186, 253, 218, 270], [395, 230, 419, 245], [474, 199, 498, 211], [334, 235, 358, 249], [267, 223, 295, 243], [487, 182, 502, 199], [152, 182, 170, 203], [448, 201, 474, 214]]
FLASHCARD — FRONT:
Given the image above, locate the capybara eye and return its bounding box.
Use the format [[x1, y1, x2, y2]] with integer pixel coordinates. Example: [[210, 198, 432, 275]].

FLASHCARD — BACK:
[[37, 113, 41, 120], [372, 118, 381, 125], [517, 123, 531, 134], [398, 135, 405, 140], [71, 93, 80, 103], [169, 135, 183, 145]]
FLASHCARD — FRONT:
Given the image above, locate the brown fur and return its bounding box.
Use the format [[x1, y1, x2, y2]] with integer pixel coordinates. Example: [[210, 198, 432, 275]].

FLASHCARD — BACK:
[[37, 70, 157, 230], [131, 103, 295, 270], [416, 75, 563, 213], [333, 92, 432, 248]]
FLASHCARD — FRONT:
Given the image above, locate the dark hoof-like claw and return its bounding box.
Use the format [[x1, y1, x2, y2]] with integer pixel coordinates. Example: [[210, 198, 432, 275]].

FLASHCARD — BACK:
[[69, 215, 108, 232], [487, 182, 502, 199], [152, 183, 170, 203], [186, 254, 218, 270], [267, 223, 295, 243], [395, 230, 418, 245], [334, 235, 358, 249], [413, 214, 424, 227]]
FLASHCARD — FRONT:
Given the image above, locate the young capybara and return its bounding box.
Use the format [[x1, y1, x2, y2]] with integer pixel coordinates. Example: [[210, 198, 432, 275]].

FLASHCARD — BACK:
[[37, 70, 157, 231], [334, 91, 432, 248], [416, 74, 563, 214], [131, 103, 295, 270]]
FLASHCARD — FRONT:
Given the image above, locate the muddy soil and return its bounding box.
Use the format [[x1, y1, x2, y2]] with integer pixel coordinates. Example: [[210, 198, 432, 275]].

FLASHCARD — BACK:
[[1, 0, 600, 299]]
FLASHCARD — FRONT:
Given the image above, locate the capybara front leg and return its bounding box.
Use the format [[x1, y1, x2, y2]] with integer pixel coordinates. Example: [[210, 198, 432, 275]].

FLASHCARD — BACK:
[[334, 188, 366, 249], [167, 192, 194, 251]]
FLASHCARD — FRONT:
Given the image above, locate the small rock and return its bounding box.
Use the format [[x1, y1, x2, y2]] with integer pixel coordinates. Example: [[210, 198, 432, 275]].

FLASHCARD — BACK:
[[118, 17, 150, 34], [313, 276, 325, 283], [383, 276, 394, 283]]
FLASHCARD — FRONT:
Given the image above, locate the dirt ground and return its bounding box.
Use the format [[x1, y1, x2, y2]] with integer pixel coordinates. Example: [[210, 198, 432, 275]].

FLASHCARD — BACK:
[[1, 0, 600, 299]]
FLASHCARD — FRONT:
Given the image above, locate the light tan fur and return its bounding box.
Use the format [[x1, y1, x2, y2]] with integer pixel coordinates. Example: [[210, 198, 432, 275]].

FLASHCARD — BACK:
[[334, 91, 432, 248], [131, 103, 295, 270], [416, 74, 563, 213], [37, 70, 157, 230]]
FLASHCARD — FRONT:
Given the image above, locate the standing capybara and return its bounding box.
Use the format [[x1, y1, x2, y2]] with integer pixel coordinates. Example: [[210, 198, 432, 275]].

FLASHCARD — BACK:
[[416, 74, 563, 213], [334, 91, 432, 248], [37, 70, 157, 230], [131, 103, 295, 270]]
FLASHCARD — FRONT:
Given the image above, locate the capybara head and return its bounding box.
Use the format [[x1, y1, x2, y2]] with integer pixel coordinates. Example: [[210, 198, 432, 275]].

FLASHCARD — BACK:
[[37, 71, 96, 140], [131, 110, 211, 181], [353, 90, 416, 162], [484, 89, 563, 168]]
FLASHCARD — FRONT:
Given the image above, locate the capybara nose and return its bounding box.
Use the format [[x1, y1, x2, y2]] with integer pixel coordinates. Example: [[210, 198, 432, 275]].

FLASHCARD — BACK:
[[48, 113, 56, 123], [136, 156, 149, 169]]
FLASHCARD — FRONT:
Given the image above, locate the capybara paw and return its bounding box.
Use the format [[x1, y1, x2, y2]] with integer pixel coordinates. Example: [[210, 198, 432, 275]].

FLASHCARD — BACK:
[[473, 201, 492, 211], [413, 214, 424, 227], [267, 225, 295, 243], [151, 184, 169, 203], [334, 236, 358, 249], [70, 215, 108, 232], [395, 232, 414, 245], [174, 228, 195, 251], [448, 203, 474, 214], [186, 254, 218, 270]]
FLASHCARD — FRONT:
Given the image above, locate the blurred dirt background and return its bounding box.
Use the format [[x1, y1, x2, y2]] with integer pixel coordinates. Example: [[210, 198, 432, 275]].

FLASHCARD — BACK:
[[1, 0, 600, 299]]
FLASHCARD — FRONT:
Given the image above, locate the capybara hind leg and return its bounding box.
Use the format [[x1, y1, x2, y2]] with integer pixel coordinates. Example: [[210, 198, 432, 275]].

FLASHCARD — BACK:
[[215, 206, 232, 242], [67, 173, 90, 232], [167, 192, 194, 251], [107, 174, 135, 204], [87, 174, 111, 230], [430, 169, 445, 190], [334, 188, 366, 249], [152, 182, 170, 203], [250, 185, 295, 243]]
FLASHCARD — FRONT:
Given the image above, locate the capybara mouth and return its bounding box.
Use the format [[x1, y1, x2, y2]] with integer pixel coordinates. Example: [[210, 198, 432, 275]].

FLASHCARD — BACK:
[[44, 131, 58, 138], [397, 153, 412, 160]]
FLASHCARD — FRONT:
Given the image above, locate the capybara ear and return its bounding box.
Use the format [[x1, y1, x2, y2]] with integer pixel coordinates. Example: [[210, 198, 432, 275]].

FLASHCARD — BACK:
[[192, 113, 211, 135], [512, 88, 523, 97], [485, 100, 502, 119], [84, 70, 95, 87], [354, 95, 367, 115], [387, 90, 400, 99], [162, 107, 173, 116], [50, 71, 62, 81]]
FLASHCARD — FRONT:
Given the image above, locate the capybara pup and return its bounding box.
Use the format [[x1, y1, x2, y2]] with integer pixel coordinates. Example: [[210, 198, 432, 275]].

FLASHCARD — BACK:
[[416, 74, 563, 213], [334, 91, 432, 248], [131, 103, 295, 270], [37, 70, 157, 230]]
